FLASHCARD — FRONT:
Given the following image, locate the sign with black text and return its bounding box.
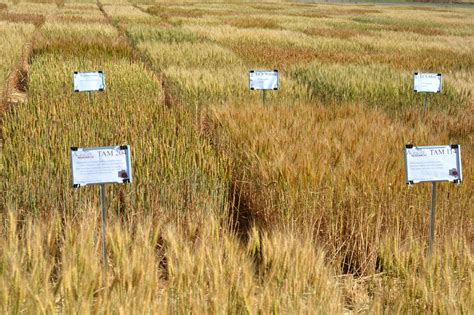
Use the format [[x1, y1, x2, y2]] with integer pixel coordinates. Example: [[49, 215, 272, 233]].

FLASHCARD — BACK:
[[249, 70, 278, 90], [405, 144, 462, 184], [413, 73, 442, 93], [70, 145, 132, 187], [73, 71, 105, 92]]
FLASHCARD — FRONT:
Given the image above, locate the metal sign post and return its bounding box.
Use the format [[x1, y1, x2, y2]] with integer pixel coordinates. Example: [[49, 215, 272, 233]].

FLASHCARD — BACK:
[[262, 90, 266, 106], [423, 93, 428, 113], [100, 184, 107, 266], [404, 144, 462, 258], [428, 181, 436, 257]]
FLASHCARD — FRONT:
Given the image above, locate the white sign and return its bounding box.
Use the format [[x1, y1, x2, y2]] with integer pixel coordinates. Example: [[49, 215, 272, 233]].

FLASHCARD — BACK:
[[405, 145, 462, 184], [71, 145, 132, 187], [73, 71, 105, 92], [249, 70, 279, 90], [413, 73, 442, 93]]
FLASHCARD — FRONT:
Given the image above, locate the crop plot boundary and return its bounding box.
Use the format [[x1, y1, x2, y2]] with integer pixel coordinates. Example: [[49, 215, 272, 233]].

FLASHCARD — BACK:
[[1, 19, 45, 122], [97, 1, 175, 108], [97, 2, 265, 246]]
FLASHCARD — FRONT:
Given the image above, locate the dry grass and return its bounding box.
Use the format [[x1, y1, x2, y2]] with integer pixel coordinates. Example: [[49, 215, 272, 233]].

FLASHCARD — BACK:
[[126, 25, 199, 45], [51, 3, 107, 23], [228, 42, 318, 70], [139, 41, 242, 70], [1, 209, 346, 313], [1, 1, 473, 313], [33, 22, 130, 58], [7, 2, 57, 15], [291, 63, 470, 112], [147, 5, 206, 19], [208, 102, 473, 275], [304, 27, 371, 39], [0, 21, 35, 112], [102, 4, 152, 21], [225, 16, 281, 29], [0, 12, 45, 26]]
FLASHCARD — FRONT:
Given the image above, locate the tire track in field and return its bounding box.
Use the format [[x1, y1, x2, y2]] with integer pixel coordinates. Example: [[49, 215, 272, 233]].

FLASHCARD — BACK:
[[97, 1, 174, 108], [0, 14, 45, 122], [97, 2, 259, 244]]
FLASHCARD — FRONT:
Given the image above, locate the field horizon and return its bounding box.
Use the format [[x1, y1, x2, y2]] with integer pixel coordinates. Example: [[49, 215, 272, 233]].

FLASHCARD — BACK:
[[1, 0, 473, 313]]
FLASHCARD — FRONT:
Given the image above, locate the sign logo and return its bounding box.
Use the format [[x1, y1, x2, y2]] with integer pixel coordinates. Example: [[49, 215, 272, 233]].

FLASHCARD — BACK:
[[408, 149, 427, 157], [118, 170, 129, 179], [449, 168, 458, 177]]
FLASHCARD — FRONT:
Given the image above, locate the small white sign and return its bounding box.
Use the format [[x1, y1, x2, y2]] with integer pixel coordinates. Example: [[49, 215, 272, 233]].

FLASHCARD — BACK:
[[413, 73, 442, 93], [71, 145, 132, 187], [405, 145, 462, 184], [249, 70, 279, 90], [73, 71, 105, 92]]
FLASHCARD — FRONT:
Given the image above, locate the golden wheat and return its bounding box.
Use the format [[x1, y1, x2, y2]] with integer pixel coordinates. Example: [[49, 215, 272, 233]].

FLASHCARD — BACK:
[[1, 1, 473, 313]]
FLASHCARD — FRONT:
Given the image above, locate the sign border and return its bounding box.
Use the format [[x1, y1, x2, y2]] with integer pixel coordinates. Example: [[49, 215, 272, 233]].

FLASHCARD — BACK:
[[70, 145, 132, 187]]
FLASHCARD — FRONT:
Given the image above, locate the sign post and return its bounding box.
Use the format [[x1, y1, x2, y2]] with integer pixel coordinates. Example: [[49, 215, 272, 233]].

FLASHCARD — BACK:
[[73, 71, 105, 103], [429, 181, 436, 257], [70, 145, 133, 266], [413, 73, 442, 113], [249, 70, 279, 105], [404, 144, 462, 257], [100, 184, 107, 266]]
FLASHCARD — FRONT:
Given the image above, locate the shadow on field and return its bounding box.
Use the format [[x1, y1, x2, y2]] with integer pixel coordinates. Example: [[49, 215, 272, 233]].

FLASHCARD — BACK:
[[228, 180, 257, 244]]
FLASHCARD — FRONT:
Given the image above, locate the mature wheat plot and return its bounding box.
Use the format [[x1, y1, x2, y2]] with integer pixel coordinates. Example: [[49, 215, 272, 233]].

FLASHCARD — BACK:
[[1, 1, 473, 313]]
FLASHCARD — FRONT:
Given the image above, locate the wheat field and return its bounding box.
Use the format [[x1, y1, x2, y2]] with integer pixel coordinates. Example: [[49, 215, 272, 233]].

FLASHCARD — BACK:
[[1, 0, 473, 313]]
